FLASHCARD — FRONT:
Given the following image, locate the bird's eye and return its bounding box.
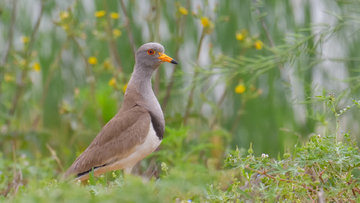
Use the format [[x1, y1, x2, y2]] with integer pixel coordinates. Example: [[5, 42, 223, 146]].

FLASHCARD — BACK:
[[147, 49, 155, 55]]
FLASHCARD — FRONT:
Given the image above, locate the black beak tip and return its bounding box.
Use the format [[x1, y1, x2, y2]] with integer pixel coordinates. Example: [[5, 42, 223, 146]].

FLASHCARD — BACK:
[[171, 59, 178, 64]]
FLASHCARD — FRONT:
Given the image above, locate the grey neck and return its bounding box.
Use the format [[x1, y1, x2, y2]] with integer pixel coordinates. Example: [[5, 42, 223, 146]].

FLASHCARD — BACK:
[[128, 63, 155, 94], [123, 63, 165, 139]]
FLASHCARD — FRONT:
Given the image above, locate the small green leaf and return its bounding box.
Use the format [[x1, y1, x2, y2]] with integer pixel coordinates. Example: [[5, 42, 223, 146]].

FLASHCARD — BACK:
[[236, 188, 253, 200], [89, 168, 96, 185], [346, 171, 352, 182]]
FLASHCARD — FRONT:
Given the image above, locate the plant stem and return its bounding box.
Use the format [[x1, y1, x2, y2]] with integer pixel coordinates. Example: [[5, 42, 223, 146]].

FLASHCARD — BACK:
[[183, 29, 206, 125], [103, 0, 124, 74], [210, 88, 227, 129], [119, 0, 137, 56], [253, 0, 289, 80], [162, 0, 190, 112], [307, 192, 316, 203], [46, 143, 65, 172], [6, 1, 43, 127], [231, 99, 247, 133], [32, 38, 70, 129], [161, 45, 181, 112], [72, 37, 104, 126], [253, 1, 274, 48], [0, 0, 17, 106], [153, 0, 161, 96], [332, 102, 339, 140], [2, 0, 17, 65]]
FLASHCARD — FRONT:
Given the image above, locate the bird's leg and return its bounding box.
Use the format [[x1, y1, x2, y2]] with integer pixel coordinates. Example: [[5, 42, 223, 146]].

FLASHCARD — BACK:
[[123, 167, 133, 177]]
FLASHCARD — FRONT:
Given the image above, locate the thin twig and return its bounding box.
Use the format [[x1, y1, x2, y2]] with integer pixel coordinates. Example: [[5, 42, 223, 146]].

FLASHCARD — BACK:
[[210, 87, 227, 129], [72, 37, 104, 126], [41, 39, 69, 101], [32, 38, 70, 129], [6, 1, 44, 127], [103, 0, 124, 74], [245, 166, 296, 184], [162, 0, 190, 111], [2, 0, 17, 65], [328, 161, 342, 177], [183, 30, 206, 125], [0, 141, 22, 198], [231, 99, 247, 133], [253, 0, 289, 82], [26, 0, 44, 58], [161, 46, 181, 112], [12, 141, 17, 178], [153, 0, 161, 96], [119, 0, 136, 56], [11, 141, 22, 197], [307, 192, 315, 203], [254, 1, 274, 48], [319, 168, 327, 184], [46, 143, 65, 172], [209, 48, 250, 129]]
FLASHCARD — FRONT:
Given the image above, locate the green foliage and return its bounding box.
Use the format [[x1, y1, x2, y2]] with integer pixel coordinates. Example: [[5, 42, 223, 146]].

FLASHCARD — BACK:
[[3, 119, 360, 202], [0, 127, 218, 203], [218, 132, 360, 202]]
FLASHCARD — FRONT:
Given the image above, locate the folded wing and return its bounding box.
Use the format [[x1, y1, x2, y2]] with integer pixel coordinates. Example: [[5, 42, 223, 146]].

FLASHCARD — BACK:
[[64, 105, 151, 179]]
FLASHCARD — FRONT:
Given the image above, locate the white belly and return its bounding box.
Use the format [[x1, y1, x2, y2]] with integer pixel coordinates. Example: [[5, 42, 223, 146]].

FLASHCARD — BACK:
[[108, 122, 161, 173]]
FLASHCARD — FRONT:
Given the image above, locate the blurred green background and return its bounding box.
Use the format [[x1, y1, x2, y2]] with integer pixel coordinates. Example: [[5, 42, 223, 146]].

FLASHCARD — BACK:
[[1, 0, 360, 197]]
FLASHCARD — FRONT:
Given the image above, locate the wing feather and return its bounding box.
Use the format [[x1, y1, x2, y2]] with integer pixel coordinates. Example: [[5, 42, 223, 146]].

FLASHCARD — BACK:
[[64, 105, 151, 178]]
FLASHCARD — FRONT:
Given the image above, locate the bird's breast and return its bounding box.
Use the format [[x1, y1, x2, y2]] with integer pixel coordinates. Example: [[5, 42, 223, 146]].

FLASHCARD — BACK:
[[106, 121, 161, 172]]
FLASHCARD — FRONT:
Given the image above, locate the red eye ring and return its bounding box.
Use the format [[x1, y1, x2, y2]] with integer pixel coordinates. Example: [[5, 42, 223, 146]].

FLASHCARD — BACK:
[[147, 49, 155, 55]]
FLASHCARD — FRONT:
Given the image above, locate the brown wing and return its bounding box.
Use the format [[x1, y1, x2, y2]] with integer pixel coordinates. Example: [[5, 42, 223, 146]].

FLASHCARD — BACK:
[[64, 105, 151, 178]]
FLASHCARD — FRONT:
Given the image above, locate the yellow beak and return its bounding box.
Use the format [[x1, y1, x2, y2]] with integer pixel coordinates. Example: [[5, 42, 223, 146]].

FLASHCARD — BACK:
[[158, 53, 178, 64]]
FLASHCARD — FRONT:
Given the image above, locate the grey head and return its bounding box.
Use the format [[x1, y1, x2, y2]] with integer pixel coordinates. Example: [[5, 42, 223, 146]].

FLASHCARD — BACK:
[[125, 42, 178, 105], [135, 42, 178, 71]]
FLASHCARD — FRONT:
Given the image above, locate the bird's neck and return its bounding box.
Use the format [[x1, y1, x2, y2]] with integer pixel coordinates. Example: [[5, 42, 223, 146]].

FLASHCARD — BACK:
[[127, 65, 154, 94], [120, 64, 165, 133], [123, 64, 162, 115]]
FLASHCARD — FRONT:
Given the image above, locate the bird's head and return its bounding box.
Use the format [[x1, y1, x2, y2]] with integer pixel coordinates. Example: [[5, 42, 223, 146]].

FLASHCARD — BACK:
[[135, 42, 178, 70]]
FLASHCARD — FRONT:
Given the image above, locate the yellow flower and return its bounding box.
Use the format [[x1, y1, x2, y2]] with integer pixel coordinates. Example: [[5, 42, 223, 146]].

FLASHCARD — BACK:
[[22, 36, 30, 43], [74, 88, 80, 97], [88, 56, 97, 65], [241, 29, 248, 36], [179, 7, 188, 15], [4, 73, 14, 82], [33, 62, 41, 71], [113, 29, 122, 37], [62, 24, 69, 30], [236, 33, 244, 41], [108, 78, 116, 86], [60, 11, 69, 20], [250, 85, 256, 92], [19, 59, 26, 66], [110, 12, 119, 19], [81, 33, 87, 39], [59, 103, 70, 115], [201, 17, 210, 28], [122, 83, 128, 93], [94, 10, 106, 18], [103, 60, 110, 69], [235, 84, 246, 94], [254, 40, 264, 50]]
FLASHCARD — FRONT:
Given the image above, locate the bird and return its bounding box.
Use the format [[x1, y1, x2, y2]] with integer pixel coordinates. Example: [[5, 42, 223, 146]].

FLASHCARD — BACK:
[[64, 42, 178, 181]]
